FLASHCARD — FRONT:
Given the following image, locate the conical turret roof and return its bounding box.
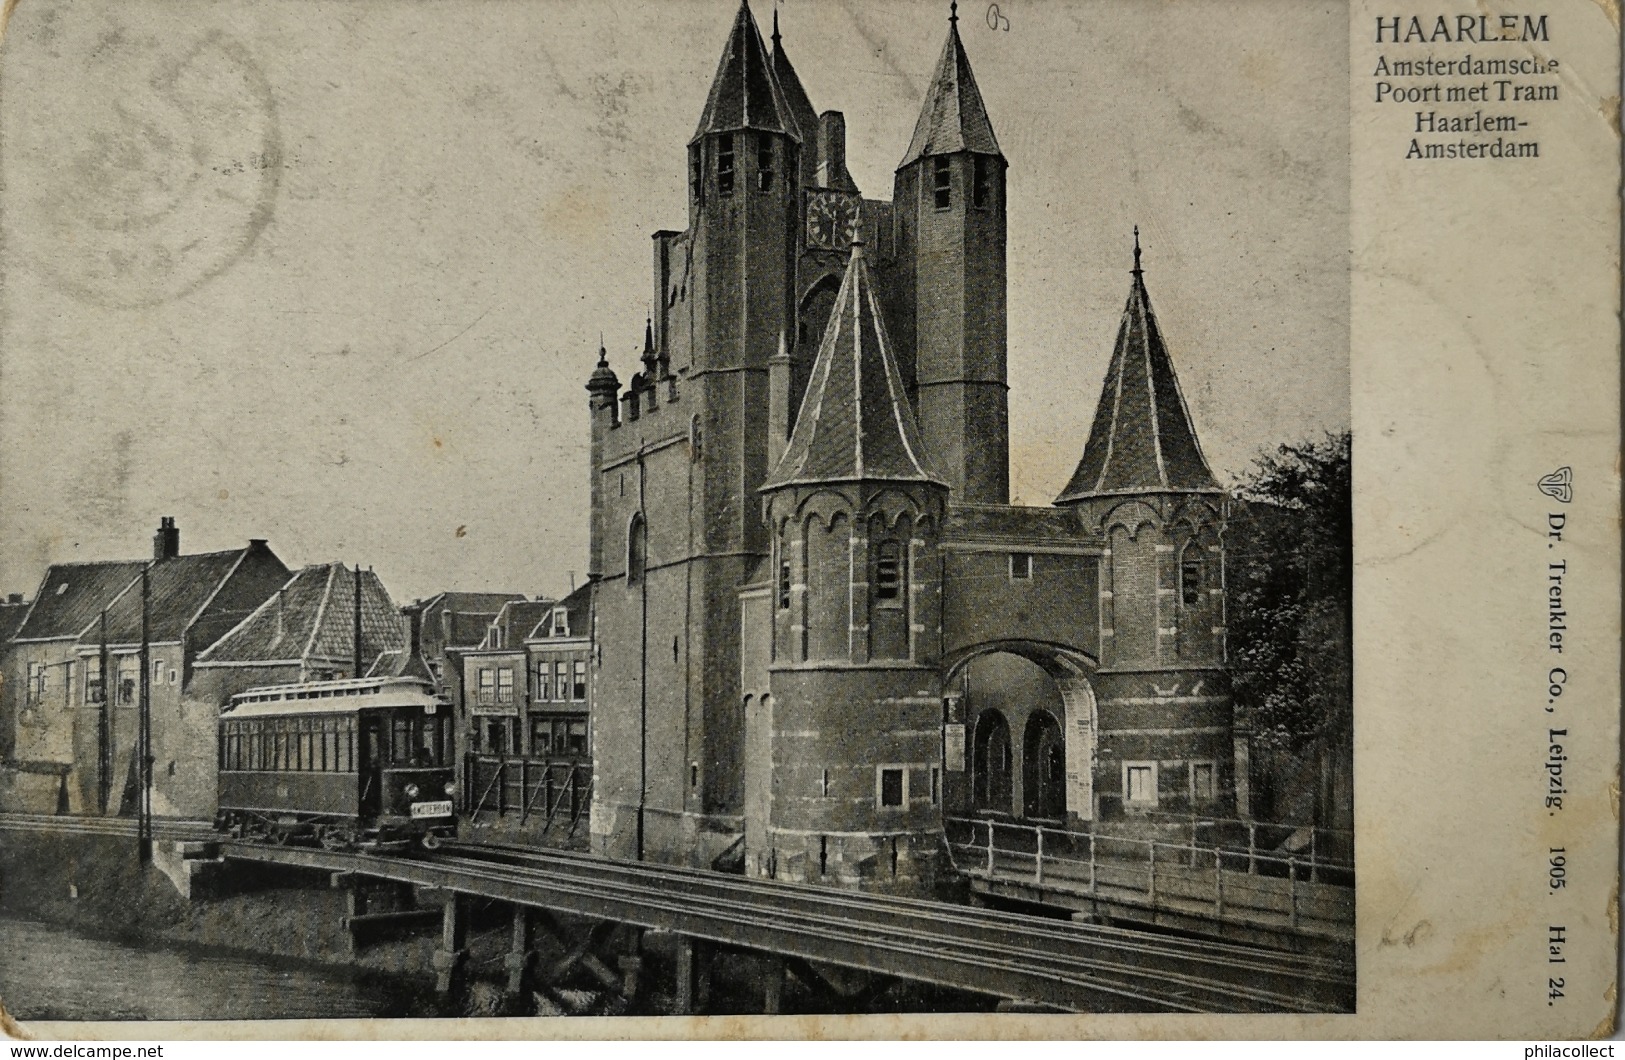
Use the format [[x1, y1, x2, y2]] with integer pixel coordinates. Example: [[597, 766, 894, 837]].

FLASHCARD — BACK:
[[899, 9, 1002, 168], [770, 13, 819, 170], [1057, 234, 1221, 503], [763, 243, 943, 490], [692, 1, 801, 145]]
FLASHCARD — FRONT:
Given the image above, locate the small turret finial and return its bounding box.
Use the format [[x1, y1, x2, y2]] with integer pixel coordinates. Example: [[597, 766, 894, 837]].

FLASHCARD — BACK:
[[1132, 226, 1143, 277], [599, 332, 607, 363], [950, 1, 958, 25], [772, 5, 781, 47]]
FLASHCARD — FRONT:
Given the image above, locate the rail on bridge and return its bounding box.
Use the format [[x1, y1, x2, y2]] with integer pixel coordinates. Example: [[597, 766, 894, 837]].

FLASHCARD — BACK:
[[946, 815, 1354, 952]]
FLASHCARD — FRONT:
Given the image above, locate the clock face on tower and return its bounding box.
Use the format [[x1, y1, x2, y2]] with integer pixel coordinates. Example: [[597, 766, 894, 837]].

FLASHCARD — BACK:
[[805, 191, 861, 251]]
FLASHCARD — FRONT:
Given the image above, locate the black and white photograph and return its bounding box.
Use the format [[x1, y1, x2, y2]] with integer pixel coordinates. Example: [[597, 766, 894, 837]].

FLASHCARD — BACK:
[[1, 0, 1606, 1038]]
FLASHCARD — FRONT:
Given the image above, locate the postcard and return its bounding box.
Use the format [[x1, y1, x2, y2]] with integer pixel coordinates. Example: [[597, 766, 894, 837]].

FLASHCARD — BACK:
[[0, 0, 1616, 1040]]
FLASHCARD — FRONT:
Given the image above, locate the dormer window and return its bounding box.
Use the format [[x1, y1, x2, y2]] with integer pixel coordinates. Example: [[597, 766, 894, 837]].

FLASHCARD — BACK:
[[551, 606, 570, 638], [932, 156, 951, 210], [718, 134, 735, 196], [756, 134, 774, 191]]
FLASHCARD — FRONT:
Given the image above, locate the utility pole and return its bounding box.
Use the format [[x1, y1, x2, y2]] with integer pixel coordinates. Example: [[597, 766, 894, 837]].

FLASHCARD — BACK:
[[98, 609, 110, 815], [137, 563, 153, 864], [353, 564, 364, 679]]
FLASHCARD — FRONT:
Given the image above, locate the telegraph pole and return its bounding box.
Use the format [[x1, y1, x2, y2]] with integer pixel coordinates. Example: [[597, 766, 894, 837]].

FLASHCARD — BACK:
[[137, 563, 153, 864]]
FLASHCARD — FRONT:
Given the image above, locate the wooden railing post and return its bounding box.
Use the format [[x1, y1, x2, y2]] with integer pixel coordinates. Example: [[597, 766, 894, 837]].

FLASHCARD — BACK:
[[1214, 846, 1224, 916], [1288, 856, 1300, 929], [985, 820, 995, 874], [1310, 828, 1319, 883], [1088, 833, 1097, 896], [1147, 839, 1157, 904], [518, 758, 530, 823], [1034, 825, 1044, 885], [1248, 822, 1258, 875]]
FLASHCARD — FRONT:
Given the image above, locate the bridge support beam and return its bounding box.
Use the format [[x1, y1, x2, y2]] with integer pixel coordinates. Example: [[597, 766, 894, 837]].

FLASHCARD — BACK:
[[762, 954, 784, 1014], [673, 935, 712, 1015], [504, 904, 537, 1002], [434, 893, 469, 995]]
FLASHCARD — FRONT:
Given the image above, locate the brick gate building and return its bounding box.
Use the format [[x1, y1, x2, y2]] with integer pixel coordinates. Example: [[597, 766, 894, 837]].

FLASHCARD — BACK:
[[583, 1, 1237, 892]]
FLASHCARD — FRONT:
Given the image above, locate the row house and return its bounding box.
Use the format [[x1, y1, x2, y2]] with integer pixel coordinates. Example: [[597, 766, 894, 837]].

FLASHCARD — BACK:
[[457, 584, 593, 843], [0, 519, 289, 815]]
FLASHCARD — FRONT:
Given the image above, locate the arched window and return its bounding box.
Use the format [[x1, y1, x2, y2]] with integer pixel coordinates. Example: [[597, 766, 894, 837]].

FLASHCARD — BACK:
[[1180, 541, 1203, 607], [627, 514, 647, 587], [874, 540, 904, 607]]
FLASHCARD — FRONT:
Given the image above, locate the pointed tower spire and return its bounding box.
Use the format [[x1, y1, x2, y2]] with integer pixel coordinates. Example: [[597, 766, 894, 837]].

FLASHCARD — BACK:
[[768, 6, 820, 186], [1056, 233, 1220, 503], [641, 317, 658, 371], [764, 240, 942, 490], [692, 0, 801, 145], [899, 7, 1002, 167]]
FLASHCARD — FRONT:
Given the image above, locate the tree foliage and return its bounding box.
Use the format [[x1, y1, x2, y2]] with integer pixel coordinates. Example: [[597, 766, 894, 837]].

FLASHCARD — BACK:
[[1227, 432, 1352, 759]]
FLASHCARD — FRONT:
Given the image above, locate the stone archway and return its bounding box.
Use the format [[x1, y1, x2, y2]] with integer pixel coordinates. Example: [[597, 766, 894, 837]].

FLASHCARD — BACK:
[[1022, 710, 1066, 820], [944, 640, 1100, 822], [971, 709, 1011, 811]]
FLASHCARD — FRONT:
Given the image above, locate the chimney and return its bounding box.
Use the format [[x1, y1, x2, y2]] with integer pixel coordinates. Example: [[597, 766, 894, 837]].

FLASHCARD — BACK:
[[817, 111, 850, 191], [405, 605, 423, 658], [7, 593, 21, 604], [249, 538, 267, 550], [153, 517, 180, 562], [768, 330, 792, 467]]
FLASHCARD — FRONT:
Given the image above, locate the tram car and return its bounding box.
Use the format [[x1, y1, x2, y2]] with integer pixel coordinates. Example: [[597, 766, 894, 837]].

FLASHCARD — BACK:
[[216, 676, 457, 850]]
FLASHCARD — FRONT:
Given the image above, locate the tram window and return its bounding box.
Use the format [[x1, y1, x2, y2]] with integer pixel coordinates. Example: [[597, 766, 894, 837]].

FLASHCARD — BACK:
[[392, 718, 412, 764], [341, 722, 354, 773]]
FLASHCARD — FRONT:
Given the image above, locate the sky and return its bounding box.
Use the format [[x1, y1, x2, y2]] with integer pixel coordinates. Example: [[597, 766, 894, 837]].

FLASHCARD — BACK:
[[0, 0, 1348, 603]]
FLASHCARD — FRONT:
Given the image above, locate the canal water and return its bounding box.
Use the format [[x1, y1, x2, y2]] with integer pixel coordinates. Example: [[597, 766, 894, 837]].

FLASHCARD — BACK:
[[0, 917, 418, 1022]]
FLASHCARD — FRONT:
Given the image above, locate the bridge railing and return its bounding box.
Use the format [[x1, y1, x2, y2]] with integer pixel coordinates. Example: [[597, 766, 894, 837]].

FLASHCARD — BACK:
[[464, 754, 591, 834], [944, 816, 1353, 933]]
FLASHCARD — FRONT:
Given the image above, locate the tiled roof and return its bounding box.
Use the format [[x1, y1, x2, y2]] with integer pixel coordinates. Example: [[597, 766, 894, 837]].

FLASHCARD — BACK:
[[527, 583, 593, 640], [691, 1, 800, 145], [763, 244, 942, 490], [899, 18, 1001, 167], [1057, 239, 1221, 502], [199, 564, 404, 666], [13, 562, 144, 641], [0, 601, 30, 644], [79, 549, 245, 646]]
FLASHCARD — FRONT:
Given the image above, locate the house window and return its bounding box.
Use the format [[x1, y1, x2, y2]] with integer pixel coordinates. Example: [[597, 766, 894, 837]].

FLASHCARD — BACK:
[[572, 659, 588, 701], [1181, 545, 1204, 607], [117, 657, 138, 705], [496, 667, 514, 704], [477, 667, 495, 706], [718, 133, 735, 196], [555, 661, 569, 701], [565, 719, 588, 756], [535, 662, 551, 702], [26, 662, 46, 704], [168, 668, 178, 685], [875, 540, 904, 607], [878, 766, 905, 808], [1009, 552, 1033, 580], [930, 766, 941, 806], [84, 657, 104, 704], [1191, 761, 1216, 801], [529, 716, 552, 756], [932, 156, 951, 209], [756, 133, 774, 191], [973, 154, 992, 208], [1124, 762, 1158, 806], [153, 659, 163, 684], [777, 562, 792, 610]]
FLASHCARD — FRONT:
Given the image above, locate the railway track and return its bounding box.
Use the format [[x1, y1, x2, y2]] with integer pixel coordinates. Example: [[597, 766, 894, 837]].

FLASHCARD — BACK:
[[430, 840, 1353, 1015], [0, 811, 216, 841]]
